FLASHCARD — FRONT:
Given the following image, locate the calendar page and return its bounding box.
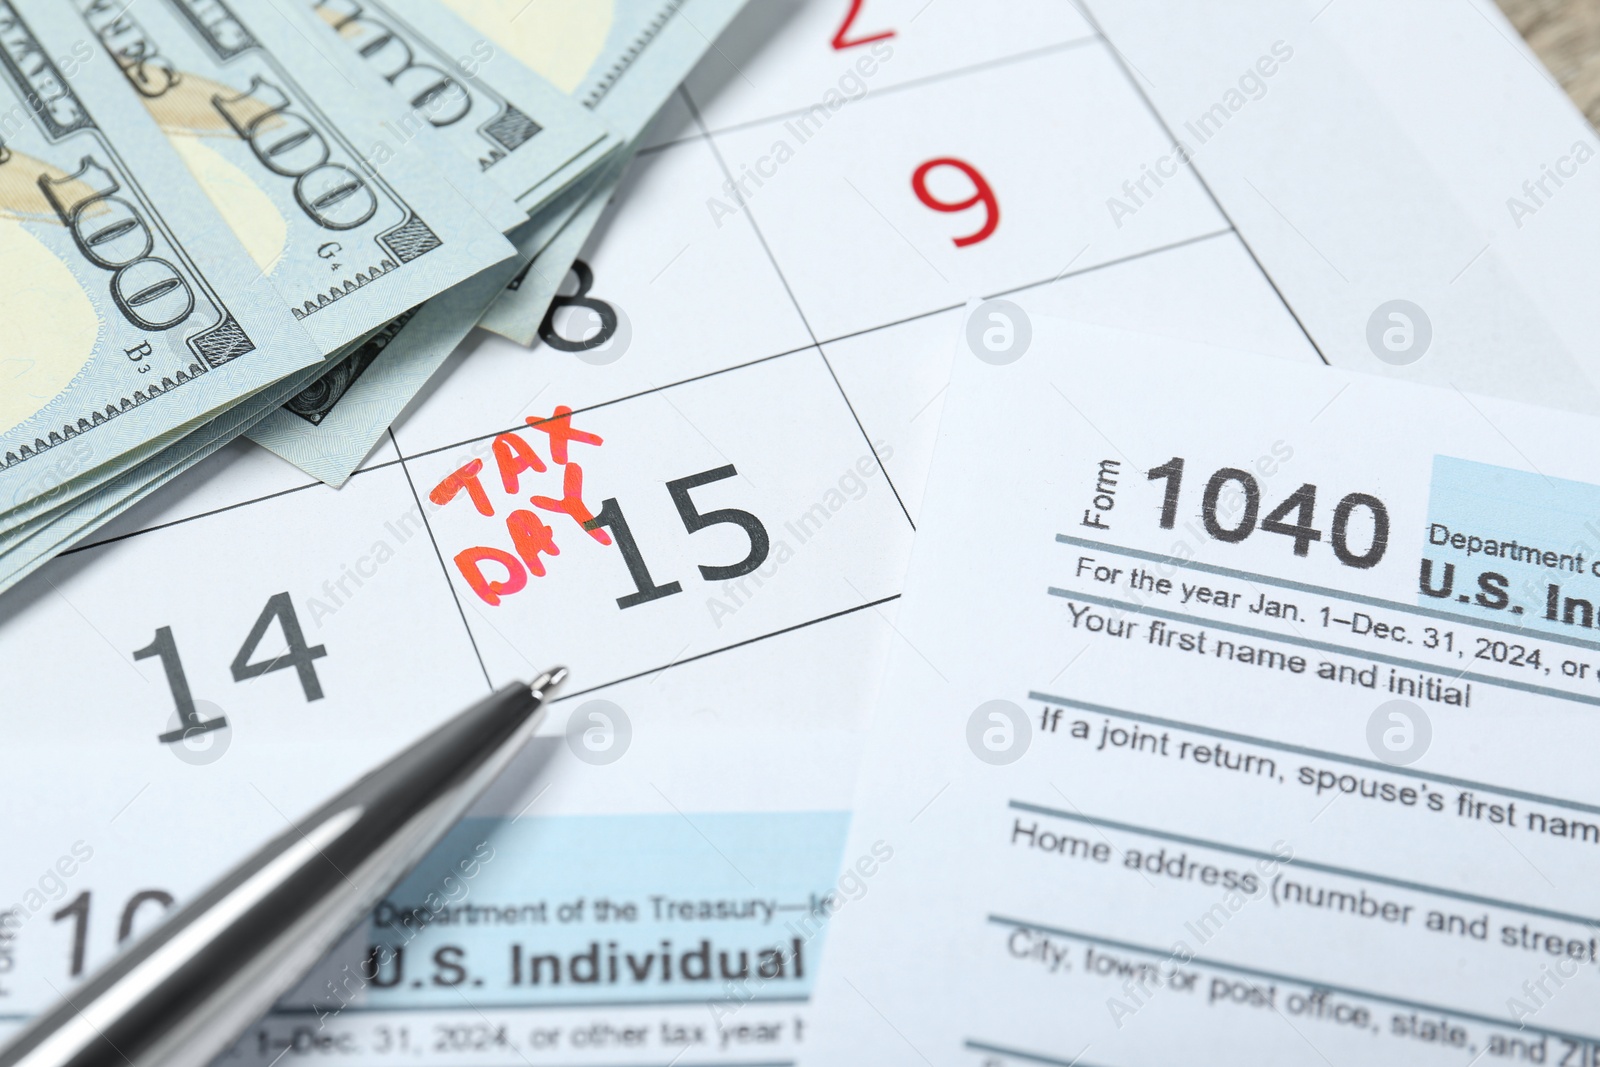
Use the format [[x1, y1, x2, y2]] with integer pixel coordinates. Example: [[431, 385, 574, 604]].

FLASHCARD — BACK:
[[3, 3, 1599, 1066]]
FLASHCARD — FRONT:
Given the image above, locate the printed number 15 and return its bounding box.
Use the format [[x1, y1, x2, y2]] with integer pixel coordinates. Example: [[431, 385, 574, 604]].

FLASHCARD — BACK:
[[584, 465, 770, 609]]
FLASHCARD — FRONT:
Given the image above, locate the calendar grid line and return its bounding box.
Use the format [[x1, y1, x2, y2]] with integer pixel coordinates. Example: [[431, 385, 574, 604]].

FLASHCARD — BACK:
[[388, 428, 494, 692], [60, 344, 824, 559], [549, 593, 902, 703], [992, 228, 1240, 302], [57, 222, 1243, 565], [682, 87, 917, 532], [59, 476, 328, 557], [393, 341, 819, 465], [813, 227, 1239, 350], [1072, 0, 1330, 365], [651, 33, 1104, 152], [682, 85, 818, 344], [808, 348, 915, 532]]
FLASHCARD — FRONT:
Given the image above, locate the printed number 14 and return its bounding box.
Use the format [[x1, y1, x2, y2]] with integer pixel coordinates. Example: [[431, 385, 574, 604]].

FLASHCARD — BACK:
[[134, 592, 327, 745]]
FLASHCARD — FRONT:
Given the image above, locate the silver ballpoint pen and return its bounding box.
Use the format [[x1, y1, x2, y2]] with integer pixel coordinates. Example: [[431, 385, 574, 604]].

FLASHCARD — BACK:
[[0, 668, 568, 1067]]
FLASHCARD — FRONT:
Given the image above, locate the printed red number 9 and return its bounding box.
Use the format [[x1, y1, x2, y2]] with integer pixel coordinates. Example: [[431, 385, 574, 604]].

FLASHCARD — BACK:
[[911, 157, 1000, 247]]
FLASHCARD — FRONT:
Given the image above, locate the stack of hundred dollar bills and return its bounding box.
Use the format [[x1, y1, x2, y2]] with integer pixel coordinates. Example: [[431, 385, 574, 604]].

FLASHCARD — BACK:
[[0, 0, 745, 595]]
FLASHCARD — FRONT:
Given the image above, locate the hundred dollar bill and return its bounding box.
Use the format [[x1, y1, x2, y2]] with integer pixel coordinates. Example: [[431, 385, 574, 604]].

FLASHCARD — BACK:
[[132, 0, 739, 487], [472, 0, 747, 342], [0, 316, 394, 574], [71, 0, 518, 358], [250, 139, 589, 482], [0, 390, 233, 536], [0, 322, 390, 542], [478, 149, 631, 345], [230, 0, 621, 484], [245, 252, 524, 485], [0, 0, 322, 514], [305, 0, 618, 213], [440, 0, 747, 140], [0, 327, 393, 534], [0, 354, 341, 595], [513, 153, 615, 259]]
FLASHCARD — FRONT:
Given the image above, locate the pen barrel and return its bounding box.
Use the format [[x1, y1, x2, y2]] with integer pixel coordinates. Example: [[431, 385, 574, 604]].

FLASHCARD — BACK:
[[0, 682, 546, 1067]]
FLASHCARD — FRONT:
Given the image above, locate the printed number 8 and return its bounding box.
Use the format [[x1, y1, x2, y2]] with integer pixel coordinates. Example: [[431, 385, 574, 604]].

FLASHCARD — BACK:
[[911, 157, 999, 247]]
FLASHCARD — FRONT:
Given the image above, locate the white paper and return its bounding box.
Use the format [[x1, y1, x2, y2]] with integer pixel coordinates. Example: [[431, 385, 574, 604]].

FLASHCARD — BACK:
[[1307, 0, 1600, 398], [1085, 0, 1600, 412], [806, 316, 1600, 1064], [6, 2, 1600, 1064]]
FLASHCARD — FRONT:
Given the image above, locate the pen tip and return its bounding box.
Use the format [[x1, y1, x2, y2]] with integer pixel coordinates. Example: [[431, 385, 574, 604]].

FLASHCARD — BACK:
[[531, 666, 568, 698]]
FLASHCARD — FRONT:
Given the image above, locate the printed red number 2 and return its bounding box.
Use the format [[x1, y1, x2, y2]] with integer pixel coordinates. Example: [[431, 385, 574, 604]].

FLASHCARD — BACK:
[[911, 157, 1000, 247], [832, 0, 894, 50]]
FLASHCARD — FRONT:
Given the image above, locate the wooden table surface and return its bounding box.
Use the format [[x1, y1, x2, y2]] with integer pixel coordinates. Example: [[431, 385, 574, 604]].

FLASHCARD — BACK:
[[1499, 0, 1600, 126]]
